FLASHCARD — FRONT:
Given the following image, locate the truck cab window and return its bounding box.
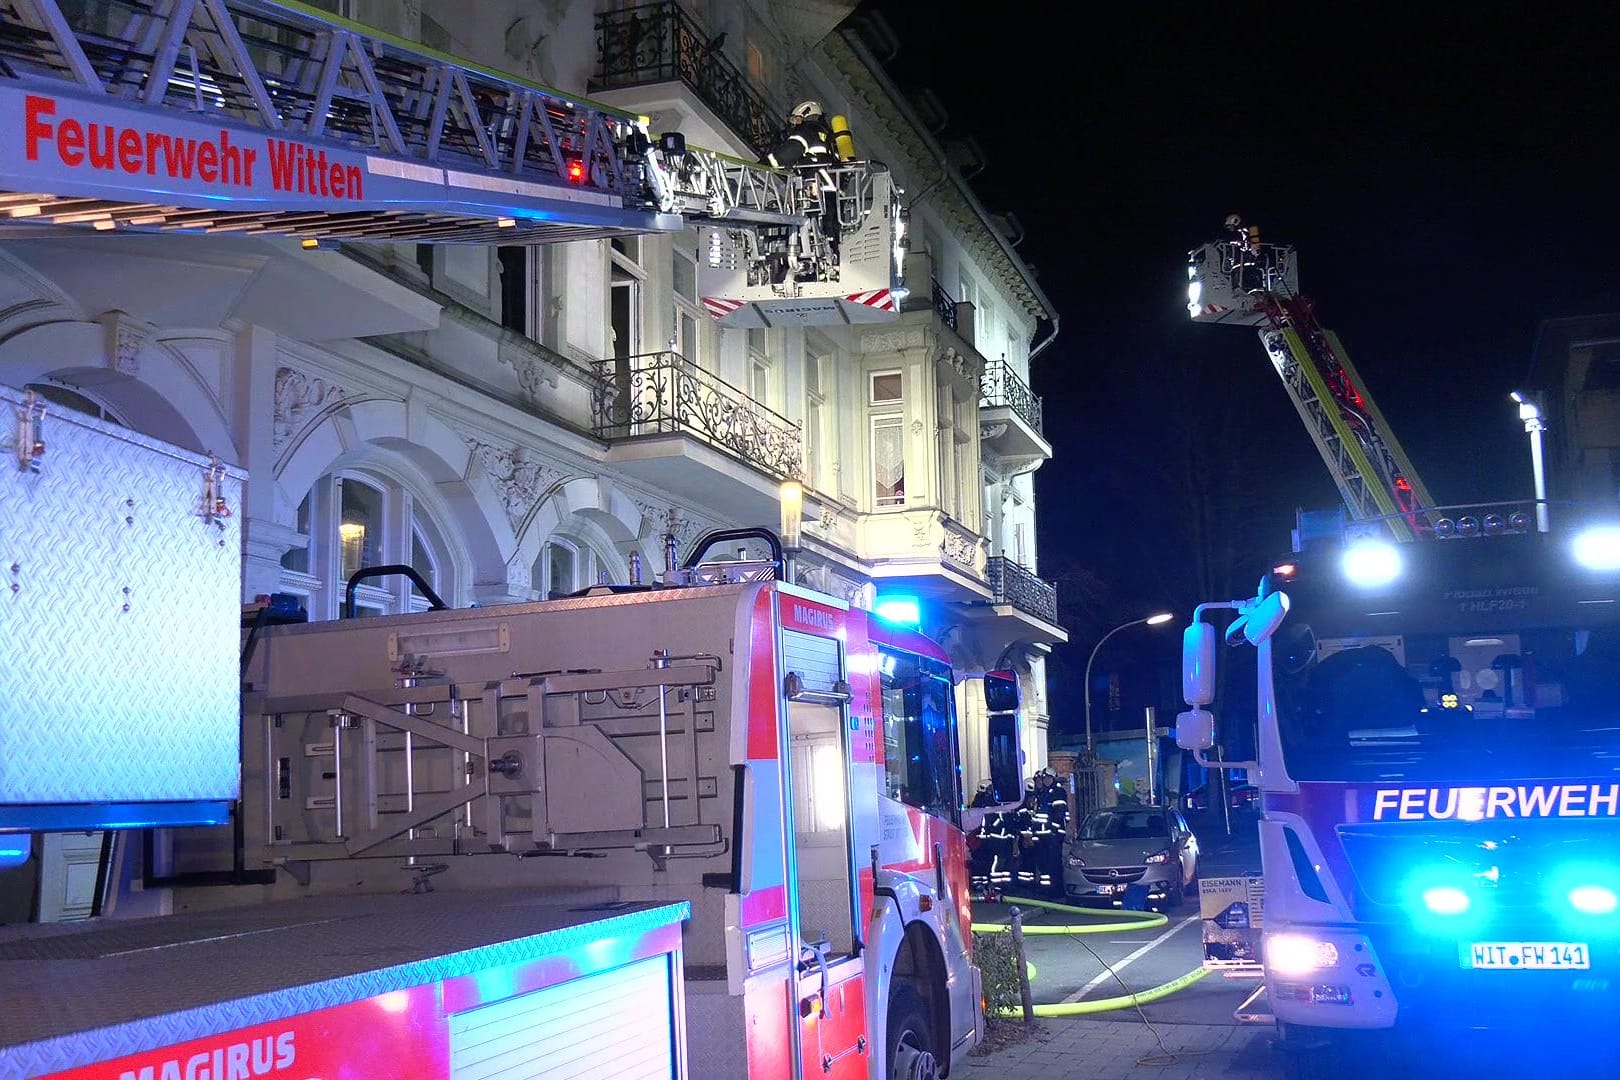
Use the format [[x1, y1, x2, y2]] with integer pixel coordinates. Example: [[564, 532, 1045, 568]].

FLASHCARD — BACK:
[[879, 648, 961, 822]]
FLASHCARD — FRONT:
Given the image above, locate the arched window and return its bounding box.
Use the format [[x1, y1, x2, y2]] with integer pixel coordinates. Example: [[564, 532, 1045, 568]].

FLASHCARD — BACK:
[[279, 468, 454, 620], [25, 382, 125, 427], [534, 524, 627, 600]]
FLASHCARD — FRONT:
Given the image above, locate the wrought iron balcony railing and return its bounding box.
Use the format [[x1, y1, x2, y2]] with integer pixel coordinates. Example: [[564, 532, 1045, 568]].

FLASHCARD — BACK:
[[593, 3, 780, 158], [986, 556, 1060, 626], [980, 359, 1043, 436], [932, 277, 959, 333], [592, 352, 803, 481]]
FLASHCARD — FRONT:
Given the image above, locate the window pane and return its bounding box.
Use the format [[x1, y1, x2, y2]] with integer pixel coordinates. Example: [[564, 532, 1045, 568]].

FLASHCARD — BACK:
[[547, 544, 576, 599], [410, 527, 435, 599], [805, 352, 821, 394], [673, 251, 696, 300], [747, 328, 766, 356], [339, 481, 382, 583], [872, 415, 905, 507], [497, 246, 526, 333], [751, 362, 769, 405], [611, 282, 635, 360], [678, 309, 698, 363], [281, 492, 312, 573], [806, 400, 823, 486], [870, 372, 902, 403], [880, 649, 960, 820]]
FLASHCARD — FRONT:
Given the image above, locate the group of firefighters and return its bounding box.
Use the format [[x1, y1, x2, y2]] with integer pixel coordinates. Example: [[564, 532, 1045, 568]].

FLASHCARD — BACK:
[[968, 767, 1070, 898]]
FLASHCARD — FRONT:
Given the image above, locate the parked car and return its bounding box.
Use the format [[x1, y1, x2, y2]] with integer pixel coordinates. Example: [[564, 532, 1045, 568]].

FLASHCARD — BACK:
[[1063, 806, 1200, 911], [1184, 781, 1258, 813]]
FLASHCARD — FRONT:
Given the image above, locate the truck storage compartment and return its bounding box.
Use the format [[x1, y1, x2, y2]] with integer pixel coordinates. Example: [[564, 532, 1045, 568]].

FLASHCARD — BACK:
[[0, 384, 243, 831], [0, 890, 689, 1079]]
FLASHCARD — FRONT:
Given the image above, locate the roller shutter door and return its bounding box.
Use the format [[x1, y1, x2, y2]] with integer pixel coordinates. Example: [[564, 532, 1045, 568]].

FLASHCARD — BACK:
[[449, 954, 678, 1079]]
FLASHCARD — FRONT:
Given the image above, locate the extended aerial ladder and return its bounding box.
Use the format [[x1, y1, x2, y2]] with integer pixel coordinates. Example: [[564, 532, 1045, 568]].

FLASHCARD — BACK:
[[1186, 217, 1437, 542], [0, 0, 904, 326]]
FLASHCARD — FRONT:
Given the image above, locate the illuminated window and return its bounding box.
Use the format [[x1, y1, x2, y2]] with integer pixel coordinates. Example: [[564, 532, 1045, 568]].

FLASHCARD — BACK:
[[278, 470, 451, 620], [872, 415, 905, 508]]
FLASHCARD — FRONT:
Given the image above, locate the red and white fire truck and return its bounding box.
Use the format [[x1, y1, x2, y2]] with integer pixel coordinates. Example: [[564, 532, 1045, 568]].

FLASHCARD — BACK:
[[1179, 221, 1620, 1060], [0, 390, 1022, 1080]]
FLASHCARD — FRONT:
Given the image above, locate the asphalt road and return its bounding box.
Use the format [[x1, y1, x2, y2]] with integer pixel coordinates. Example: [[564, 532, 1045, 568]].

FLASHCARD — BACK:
[[974, 808, 1267, 1026]]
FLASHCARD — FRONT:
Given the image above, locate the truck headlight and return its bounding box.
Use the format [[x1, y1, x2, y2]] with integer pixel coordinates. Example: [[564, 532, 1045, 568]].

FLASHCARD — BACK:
[[1266, 933, 1339, 977]]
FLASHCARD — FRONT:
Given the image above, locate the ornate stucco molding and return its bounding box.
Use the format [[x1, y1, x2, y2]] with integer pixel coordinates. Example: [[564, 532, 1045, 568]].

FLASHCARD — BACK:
[[100, 310, 149, 376], [464, 437, 563, 535], [273, 366, 349, 451]]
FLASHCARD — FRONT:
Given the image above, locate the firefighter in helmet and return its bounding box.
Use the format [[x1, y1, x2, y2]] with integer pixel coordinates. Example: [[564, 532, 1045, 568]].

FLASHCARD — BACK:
[[1029, 767, 1070, 895], [970, 780, 1020, 898], [1014, 771, 1073, 894], [762, 100, 836, 169], [761, 101, 841, 283]]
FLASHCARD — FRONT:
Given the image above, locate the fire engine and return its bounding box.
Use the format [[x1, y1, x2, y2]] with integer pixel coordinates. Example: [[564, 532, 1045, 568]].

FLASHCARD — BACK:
[[1178, 220, 1620, 1059], [0, 380, 1024, 1079]]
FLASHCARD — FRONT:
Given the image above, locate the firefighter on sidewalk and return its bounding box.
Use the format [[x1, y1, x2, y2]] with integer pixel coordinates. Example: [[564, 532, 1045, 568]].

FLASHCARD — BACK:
[[970, 781, 1019, 898], [1022, 768, 1069, 895]]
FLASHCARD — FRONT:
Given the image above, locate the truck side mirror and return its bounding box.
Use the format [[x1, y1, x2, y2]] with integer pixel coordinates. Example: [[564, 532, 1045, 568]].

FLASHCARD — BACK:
[[1183, 622, 1216, 705], [987, 713, 1023, 803], [983, 669, 1020, 714], [1243, 590, 1291, 646], [1176, 708, 1215, 751]]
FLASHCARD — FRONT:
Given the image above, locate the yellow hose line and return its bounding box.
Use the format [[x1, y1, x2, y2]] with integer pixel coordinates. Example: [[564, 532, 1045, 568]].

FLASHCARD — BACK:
[[975, 894, 1207, 1015], [993, 965, 1212, 1017], [971, 893, 1168, 934]]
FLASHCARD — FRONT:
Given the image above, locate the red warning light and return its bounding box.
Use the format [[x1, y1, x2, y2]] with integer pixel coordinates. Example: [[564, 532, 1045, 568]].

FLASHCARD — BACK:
[[566, 158, 586, 184]]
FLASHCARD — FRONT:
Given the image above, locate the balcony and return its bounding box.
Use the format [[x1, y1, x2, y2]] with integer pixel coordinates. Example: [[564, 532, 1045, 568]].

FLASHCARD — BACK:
[[932, 277, 959, 334], [956, 556, 1066, 649], [592, 3, 779, 158], [980, 359, 1052, 471], [987, 557, 1061, 626], [592, 352, 802, 522]]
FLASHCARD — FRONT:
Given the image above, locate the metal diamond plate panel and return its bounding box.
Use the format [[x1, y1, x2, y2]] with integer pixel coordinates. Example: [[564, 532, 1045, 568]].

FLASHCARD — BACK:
[[0, 385, 242, 804], [0, 890, 690, 1077]]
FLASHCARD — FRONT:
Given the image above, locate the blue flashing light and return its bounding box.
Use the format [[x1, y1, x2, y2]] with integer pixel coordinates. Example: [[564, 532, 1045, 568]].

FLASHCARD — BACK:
[[0, 837, 28, 871], [1421, 886, 1471, 916], [1569, 885, 1618, 915], [874, 594, 921, 627]]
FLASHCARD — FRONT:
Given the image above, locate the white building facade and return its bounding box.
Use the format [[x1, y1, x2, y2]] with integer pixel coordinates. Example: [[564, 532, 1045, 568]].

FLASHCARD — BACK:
[[0, 0, 1063, 782]]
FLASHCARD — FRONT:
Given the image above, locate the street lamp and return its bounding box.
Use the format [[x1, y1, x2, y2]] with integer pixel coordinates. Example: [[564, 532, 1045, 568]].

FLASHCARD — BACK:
[[778, 480, 804, 583], [1084, 612, 1174, 753], [1510, 390, 1549, 533]]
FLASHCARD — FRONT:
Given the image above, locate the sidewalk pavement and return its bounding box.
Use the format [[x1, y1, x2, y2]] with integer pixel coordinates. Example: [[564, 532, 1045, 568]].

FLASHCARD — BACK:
[[958, 1016, 1280, 1080]]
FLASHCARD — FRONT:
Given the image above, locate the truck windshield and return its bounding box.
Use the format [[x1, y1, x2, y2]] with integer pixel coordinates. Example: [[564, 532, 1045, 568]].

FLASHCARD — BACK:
[[1273, 619, 1620, 782]]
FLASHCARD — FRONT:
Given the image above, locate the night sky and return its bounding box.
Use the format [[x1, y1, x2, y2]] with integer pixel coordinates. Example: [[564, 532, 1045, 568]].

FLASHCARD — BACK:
[[854, 2, 1620, 739]]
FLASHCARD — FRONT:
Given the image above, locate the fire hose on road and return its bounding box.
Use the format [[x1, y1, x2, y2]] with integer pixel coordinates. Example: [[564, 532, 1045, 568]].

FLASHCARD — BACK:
[[972, 894, 1210, 1017]]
